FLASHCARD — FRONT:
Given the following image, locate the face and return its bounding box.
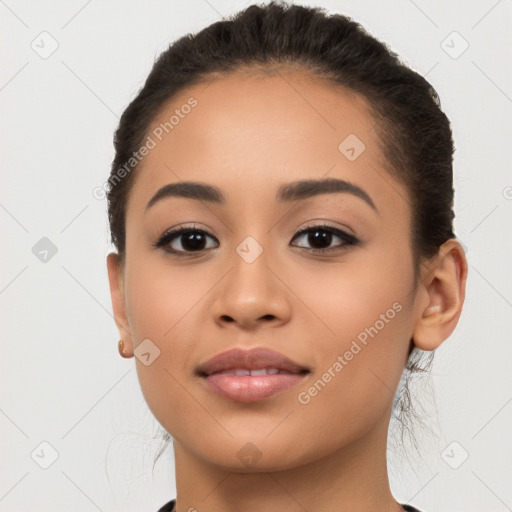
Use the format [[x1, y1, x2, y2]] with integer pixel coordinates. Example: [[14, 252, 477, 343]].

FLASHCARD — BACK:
[[112, 71, 424, 471]]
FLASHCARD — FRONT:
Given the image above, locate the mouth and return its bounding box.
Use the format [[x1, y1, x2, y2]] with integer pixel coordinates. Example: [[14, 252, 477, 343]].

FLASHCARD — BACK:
[[196, 347, 310, 403]]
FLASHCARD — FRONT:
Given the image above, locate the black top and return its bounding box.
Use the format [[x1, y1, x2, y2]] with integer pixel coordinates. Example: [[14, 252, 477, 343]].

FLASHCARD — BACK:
[[157, 498, 423, 511]]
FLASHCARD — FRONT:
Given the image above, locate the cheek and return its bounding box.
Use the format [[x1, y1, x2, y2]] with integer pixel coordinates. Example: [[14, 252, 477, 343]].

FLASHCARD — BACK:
[[294, 240, 412, 343], [291, 246, 413, 421], [123, 257, 222, 422], [292, 297, 412, 457], [124, 257, 209, 343]]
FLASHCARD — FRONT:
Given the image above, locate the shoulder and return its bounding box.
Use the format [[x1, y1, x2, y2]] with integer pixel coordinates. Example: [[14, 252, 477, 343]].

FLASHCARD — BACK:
[[156, 498, 176, 512]]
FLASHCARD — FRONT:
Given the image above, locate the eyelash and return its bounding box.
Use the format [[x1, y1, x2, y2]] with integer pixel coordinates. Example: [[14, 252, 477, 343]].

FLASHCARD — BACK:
[[153, 222, 360, 256]]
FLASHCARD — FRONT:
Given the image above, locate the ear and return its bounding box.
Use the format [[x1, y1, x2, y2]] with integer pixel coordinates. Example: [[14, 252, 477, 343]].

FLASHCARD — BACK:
[[106, 252, 134, 357], [412, 239, 468, 351]]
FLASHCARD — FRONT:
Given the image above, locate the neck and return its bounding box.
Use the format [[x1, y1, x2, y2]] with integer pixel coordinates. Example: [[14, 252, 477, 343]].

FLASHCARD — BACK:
[[172, 410, 402, 512]]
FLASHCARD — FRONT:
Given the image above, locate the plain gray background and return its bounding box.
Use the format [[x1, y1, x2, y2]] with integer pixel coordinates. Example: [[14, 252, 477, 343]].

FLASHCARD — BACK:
[[1, 1, 511, 511]]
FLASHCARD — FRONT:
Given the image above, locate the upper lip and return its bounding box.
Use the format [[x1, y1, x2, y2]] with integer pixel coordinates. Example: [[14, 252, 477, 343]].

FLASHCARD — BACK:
[[196, 347, 310, 376]]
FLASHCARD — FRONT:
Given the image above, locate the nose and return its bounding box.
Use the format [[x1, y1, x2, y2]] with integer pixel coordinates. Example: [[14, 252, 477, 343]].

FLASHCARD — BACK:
[[211, 247, 292, 331]]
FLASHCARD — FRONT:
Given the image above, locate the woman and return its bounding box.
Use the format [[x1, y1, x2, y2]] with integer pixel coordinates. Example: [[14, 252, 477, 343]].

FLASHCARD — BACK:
[[106, 2, 467, 511]]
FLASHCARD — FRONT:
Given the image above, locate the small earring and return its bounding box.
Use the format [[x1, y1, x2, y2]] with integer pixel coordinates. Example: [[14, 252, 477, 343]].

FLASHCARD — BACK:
[[118, 339, 132, 358]]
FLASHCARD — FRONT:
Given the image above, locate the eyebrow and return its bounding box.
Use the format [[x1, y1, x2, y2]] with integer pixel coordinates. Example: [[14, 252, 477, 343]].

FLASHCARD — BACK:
[[145, 177, 378, 213]]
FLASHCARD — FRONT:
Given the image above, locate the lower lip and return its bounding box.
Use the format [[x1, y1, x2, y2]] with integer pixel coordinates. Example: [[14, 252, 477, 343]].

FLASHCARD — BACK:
[[202, 373, 308, 403]]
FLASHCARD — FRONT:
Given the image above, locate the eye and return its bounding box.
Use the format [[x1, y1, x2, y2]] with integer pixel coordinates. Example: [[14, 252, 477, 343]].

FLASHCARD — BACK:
[[153, 224, 219, 255], [290, 222, 360, 253], [154, 222, 360, 256]]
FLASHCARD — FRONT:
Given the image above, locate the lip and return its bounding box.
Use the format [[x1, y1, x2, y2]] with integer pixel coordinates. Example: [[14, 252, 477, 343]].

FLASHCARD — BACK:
[[196, 347, 310, 403]]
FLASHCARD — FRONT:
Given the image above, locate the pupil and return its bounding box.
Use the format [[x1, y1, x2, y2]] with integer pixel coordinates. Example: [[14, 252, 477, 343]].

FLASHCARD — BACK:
[[309, 230, 331, 249], [183, 232, 205, 251]]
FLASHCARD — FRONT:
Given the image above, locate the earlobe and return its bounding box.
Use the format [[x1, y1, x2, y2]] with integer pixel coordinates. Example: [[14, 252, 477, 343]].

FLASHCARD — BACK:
[[106, 252, 134, 356], [412, 239, 468, 351]]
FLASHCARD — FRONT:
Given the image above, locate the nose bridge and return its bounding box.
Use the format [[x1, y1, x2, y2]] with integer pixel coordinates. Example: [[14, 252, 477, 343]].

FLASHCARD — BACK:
[[229, 232, 276, 302], [229, 204, 275, 280]]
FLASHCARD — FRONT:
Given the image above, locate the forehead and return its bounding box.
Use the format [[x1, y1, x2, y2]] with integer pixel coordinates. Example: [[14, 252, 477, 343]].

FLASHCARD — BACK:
[[147, 70, 378, 167], [127, 71, 408, 220]]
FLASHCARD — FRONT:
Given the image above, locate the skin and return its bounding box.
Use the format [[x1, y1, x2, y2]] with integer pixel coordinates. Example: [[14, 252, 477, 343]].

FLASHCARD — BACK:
[[107, 70, 467, 512]]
